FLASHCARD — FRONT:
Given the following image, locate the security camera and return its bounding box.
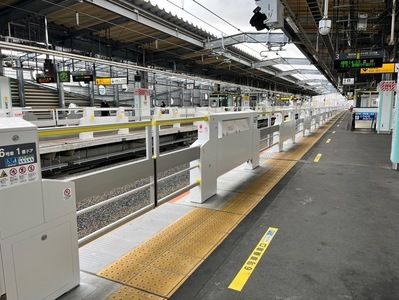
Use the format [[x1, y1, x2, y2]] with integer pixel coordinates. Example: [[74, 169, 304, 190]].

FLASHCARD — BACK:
[[121, 84, 128, 92], [319, 18, 331, 35]]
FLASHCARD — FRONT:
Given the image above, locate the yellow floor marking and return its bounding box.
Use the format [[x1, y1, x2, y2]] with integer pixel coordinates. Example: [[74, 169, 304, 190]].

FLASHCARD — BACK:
[[228, 227, 278, 292], [332, 131, 336, 134], [314, 153, 322, 162], [337, 124, 340, 127], [326, 138, 331, 143], [108, 286, 166, 300], [102, 112, 345, 300]]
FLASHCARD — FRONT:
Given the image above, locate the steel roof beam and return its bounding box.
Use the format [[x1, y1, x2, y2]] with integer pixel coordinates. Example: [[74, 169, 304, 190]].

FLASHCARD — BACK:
[[206, 32, 290, 49], [253, 58, 312, 68], [88, 0, 204, 48]]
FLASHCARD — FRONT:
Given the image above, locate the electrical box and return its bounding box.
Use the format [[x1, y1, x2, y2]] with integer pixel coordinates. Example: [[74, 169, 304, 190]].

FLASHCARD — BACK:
[[357, 13, 368, 31], [254, 0, 284, 29], [0, 117, 80, 300]]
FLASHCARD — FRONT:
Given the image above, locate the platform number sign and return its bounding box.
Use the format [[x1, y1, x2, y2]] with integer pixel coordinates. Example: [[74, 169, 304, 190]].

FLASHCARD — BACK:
[[0, 143, 39, 190]]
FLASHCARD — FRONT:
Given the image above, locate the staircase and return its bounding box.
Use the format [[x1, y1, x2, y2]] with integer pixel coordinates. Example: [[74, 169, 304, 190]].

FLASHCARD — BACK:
[[10, 78, 91, 109]]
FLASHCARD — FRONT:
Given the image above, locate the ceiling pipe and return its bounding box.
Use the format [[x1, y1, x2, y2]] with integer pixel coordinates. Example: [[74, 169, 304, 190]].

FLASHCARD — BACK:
[[319, 0, 332, 35], [323, 0, 329, 18], [389, 0, 396, 45]]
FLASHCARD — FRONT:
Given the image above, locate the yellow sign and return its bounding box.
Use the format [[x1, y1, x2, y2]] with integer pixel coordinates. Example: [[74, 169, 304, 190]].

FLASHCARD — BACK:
[[95, 77, 111, 85], [228, 227, 278, 291], [360, 63, 395, 74]]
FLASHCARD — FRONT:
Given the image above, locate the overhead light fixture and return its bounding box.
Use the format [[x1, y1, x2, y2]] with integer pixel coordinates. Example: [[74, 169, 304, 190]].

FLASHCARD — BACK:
[[319, 17, 331, 35]]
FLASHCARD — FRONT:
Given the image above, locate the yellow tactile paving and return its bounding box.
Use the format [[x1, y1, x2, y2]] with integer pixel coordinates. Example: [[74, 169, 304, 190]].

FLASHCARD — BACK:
[[98, 259, 146, 283], [108, 286, 166, 300], [169, 237, 215, 258], [151, 250, 202, 275], [103, 113, 343, 300], [127, 265, 184, 298]]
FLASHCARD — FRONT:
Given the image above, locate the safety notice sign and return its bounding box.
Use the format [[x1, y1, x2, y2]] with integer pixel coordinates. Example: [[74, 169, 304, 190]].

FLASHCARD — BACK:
[[0, 142, 39, 189]]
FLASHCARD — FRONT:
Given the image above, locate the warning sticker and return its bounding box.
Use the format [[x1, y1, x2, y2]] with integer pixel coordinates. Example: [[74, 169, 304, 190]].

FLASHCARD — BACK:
[[0, 163, 39, 190], [0, 143, 39, 190], [63, 188, 72, 201]]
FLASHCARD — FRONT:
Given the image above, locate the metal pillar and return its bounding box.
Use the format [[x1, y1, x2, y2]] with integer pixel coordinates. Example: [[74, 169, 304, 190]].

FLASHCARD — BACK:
[[56, 65, 65, 108], [376, 90, 394, 134], [16, 59, 25, 107], [390, 78, 399, 170]]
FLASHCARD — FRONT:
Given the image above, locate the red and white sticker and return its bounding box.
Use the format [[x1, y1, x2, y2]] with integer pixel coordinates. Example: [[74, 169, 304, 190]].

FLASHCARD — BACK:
[[10, 168, 17, 176], [63, 187, 72, 200], [0, 163, 38, 190]]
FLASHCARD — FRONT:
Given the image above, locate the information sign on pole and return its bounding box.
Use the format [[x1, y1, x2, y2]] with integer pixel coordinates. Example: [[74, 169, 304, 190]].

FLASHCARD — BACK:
[[360, 63, 395, 74], [110, 77, 127, 85], [95, 78, 111, 85]]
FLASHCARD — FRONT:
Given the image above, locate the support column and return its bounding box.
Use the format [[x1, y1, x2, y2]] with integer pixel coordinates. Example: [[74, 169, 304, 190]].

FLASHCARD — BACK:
[[376, 90, 394, 134], [16, 59, 25, 107], [113, 85, 119, 106], [390, 71, 399, 170], [56, 65, 65, 109]]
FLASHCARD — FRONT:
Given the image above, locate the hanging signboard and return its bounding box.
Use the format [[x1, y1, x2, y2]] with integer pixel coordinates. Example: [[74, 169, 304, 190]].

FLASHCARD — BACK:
[[342, 78, 354, 85], [360, 63, 395, 74], [95, 77, 127, 85]]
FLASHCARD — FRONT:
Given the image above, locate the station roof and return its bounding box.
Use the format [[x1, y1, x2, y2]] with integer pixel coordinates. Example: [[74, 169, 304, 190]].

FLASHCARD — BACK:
[[0, 0, 396, 96]]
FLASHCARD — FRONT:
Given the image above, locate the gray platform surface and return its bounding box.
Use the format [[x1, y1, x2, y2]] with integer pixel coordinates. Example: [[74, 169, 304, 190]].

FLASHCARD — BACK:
[[171, 116, 399, 300]]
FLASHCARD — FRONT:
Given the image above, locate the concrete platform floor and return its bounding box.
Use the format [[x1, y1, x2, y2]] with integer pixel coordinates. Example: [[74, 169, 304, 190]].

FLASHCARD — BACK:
[[172, 113, 399, 300]]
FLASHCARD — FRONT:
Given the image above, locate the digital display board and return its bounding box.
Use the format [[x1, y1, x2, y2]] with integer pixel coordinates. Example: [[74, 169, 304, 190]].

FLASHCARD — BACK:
[[36, 76, 55, 84], [72, 72, 94, 82], [334, 58, 383, 70]]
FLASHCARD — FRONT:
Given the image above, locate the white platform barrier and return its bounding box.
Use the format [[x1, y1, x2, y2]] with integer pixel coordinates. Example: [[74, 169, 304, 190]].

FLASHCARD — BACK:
[[79, 107, 129, 139], [189, 111, 260, 203], [189, 107, 340, 203], [153, 107, 181, 127]]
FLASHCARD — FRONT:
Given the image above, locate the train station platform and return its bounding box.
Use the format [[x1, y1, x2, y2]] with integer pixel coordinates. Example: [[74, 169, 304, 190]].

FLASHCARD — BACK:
[[58, 111, 399, 300]]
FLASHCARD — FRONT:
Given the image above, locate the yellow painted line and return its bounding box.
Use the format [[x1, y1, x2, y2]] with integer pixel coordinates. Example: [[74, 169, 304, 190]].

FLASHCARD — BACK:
[[332, 131, 336, 134], [228, 227, 278, 292], [38, 121, 152, 137], [314, 153, 322, 162], [153, 115, 208, 126], [326, 139, 331, 144], [337, 124, 340, 127]]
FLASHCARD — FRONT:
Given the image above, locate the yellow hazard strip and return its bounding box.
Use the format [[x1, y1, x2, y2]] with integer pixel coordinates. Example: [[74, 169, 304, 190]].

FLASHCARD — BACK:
[[314, 153, 322, 162], [228, 227, 278, 292], [326, 139, 331, 144]]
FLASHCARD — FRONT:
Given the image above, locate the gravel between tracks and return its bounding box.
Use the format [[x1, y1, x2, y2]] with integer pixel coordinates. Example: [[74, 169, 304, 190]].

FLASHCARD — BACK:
[[56, 159, 190, 239]]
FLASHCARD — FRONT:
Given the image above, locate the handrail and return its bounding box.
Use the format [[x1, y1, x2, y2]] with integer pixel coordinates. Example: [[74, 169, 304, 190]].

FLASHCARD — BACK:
[[37, 120, 152, 137], [152, 115, 208, 126]]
